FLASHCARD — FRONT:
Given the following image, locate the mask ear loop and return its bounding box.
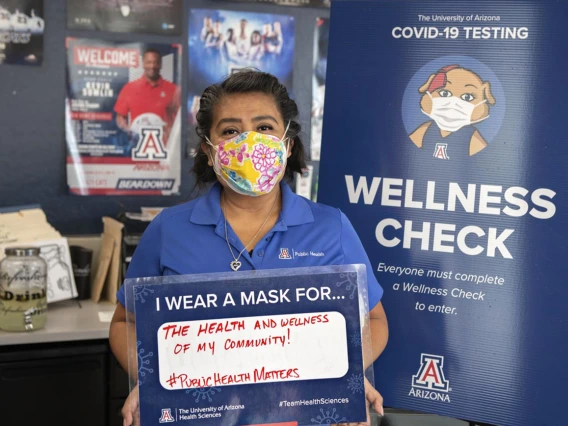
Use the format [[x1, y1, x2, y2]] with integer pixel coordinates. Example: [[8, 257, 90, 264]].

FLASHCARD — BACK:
[[281, 120, 292, 154], [281, 120, 291, 142], [279, 121, 292, 183], [420, 92, 434, 118], [204, 136, 221, 177]]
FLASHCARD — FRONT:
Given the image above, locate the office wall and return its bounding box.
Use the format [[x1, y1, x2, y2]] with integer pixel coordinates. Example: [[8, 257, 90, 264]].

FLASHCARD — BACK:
[[0, 0, 328, 234]]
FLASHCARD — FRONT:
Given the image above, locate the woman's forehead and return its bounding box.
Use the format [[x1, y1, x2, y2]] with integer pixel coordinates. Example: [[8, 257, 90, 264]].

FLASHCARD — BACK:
[[213, 93, 281, 121]]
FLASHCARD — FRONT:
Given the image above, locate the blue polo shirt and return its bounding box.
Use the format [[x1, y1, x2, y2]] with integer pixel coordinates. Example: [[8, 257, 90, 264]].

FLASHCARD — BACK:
[[117, 182, 383, 308]]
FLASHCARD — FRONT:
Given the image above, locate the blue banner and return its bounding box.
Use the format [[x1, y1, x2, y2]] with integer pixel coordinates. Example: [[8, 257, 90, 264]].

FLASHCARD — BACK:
[[127, 266, 370, 425], [318, 1, 568, 425]]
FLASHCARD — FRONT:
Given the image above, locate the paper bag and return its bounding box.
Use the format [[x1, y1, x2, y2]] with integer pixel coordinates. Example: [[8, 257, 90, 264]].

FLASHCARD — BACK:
[[103, 217, 124, 304], [91, 232, 114, 302]]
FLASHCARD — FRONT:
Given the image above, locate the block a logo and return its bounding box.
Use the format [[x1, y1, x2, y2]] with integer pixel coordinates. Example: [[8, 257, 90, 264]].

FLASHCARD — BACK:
[[159, 408, 175, 423], [409, 353, 451, 403], [132, 127, 167, 161], [131, 113, 168, 161], [279, 248, 292, 259], [433, 143, 450, 160]]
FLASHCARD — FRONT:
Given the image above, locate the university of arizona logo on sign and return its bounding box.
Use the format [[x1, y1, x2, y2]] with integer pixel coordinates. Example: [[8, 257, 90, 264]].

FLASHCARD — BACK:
[[132, 128, 167, 161], [433, 143, 450, 160], [409, 354, 451, 402], [413, 353, 449, 391], [159, 408, 175, 423], [279, 248, 292, 259]]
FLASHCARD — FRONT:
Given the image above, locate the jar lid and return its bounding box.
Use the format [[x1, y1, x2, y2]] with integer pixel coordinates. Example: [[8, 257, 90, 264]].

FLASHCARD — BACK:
[[4, 247, 41, 257]]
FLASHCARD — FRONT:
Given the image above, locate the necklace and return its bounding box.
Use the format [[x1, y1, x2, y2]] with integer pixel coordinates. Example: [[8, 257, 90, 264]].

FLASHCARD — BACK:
[[222, 192, 279, 271]]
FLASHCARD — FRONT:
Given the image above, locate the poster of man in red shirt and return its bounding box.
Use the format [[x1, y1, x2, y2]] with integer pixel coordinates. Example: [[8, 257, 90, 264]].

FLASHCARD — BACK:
[[65, 38, 182, 196], [114, 48, 181, 148]]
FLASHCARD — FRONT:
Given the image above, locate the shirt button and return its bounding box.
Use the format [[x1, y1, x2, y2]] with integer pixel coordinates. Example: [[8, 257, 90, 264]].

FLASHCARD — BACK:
[[258, 250, 265, 257]]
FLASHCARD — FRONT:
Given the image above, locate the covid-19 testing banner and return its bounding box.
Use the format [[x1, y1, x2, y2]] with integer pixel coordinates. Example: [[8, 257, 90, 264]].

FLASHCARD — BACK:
[[318, 1, 568, 425], [124, 266, 375, 425], [65, 38, 182, 196]]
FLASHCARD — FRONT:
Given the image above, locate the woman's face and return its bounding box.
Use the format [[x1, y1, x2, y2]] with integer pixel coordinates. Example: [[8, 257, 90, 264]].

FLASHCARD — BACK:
[[209, 93, 284, 145], [204, 92, 293, 173], [252, 32, 261, 44]]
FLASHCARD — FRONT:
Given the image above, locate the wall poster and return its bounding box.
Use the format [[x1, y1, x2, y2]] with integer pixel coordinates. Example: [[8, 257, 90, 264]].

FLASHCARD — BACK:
[[318, 1, 568, 425], [187, 9, 295, 157], [310, 17, 329, 162], [67, 0, 182, 35], [65, 38, 182, 196], [0, 0, 44, 65], [213, 0, 329, 8]]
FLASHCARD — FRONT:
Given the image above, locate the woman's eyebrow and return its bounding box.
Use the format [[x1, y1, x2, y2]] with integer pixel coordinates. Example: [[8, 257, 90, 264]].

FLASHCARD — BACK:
[[216, 118, 242, 129], [252, 115, 279, 124]]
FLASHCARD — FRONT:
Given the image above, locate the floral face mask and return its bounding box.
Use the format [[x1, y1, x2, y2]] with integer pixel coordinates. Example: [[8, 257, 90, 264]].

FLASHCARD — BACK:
[[205, 122, 290, 197]]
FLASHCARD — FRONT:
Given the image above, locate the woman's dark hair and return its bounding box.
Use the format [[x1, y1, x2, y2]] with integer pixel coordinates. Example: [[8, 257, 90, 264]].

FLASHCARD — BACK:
[[226, 28, 234, 42], [192, 70, 306, 188], [250, 30, 262, 45]]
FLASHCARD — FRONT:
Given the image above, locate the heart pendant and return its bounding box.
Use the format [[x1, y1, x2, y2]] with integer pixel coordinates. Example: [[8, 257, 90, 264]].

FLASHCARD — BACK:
[[230, 260, 242, 271]]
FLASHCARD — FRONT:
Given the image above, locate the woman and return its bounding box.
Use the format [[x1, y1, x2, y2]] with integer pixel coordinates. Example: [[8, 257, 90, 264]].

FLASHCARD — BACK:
[[200, 16, 213, 42], [205, 20, 223, 63], [222, 28, 239, 64], [110, 70, 388, 426], [263, 22, 282, 55], [247, 30, 264, 62]]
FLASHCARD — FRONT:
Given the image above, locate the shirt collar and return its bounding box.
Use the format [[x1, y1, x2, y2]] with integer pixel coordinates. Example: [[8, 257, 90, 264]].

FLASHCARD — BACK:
[[189, 183, 222, 225], [280, 180, 314, 226], [189, 181, 314, 227], [143, 76, 163, 88]]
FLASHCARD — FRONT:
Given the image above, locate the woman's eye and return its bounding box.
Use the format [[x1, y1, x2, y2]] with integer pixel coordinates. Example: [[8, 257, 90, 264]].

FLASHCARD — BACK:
[[258, 125, 273, 132], [222, 129, 238, 136], [461, 93, 475, 102], [438, 89, 452, 98]]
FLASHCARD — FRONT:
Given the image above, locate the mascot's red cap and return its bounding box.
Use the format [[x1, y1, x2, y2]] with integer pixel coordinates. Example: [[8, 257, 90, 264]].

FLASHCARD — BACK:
[[427, 65, 461, 92]]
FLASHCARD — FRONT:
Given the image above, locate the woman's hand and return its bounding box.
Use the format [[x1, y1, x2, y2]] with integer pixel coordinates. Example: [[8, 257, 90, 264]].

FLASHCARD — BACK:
[[334, 377, 384, 426], [121, 384, 140, 426]]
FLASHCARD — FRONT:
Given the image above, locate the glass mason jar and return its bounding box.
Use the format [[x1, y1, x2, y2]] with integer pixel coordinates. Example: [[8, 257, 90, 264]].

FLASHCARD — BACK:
[[0, 247, 48, 332]]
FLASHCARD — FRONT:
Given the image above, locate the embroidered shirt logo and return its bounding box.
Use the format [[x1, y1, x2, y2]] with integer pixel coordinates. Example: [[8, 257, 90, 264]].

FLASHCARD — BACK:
[[279, 248, 292, 259]]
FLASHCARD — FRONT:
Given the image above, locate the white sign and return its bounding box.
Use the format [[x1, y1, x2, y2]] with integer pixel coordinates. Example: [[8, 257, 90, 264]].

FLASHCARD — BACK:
[[157, 311, 348, 390]]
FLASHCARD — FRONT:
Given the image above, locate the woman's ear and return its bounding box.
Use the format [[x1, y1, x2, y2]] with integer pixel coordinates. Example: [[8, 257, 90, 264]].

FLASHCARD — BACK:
[[201, 142, 213, 166], [287, 138, 295, 158]]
